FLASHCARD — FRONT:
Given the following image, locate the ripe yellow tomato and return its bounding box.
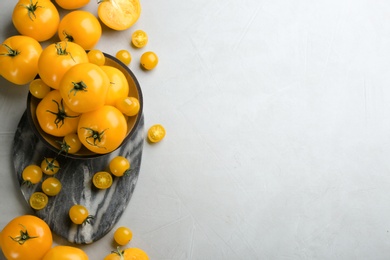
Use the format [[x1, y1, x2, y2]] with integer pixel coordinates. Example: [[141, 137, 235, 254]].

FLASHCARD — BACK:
[[59, 62, 110, 113], [140, 51, 158, 70], [43, 246, 88, 260], [114, 226, 133, 246], [100, 65, 129, 106], [12, 0, 60, 42], [41, 157, 60, 175], [42, 177, 62, 196], [29, 79, 51, 99], [109, 156, 130, 177], [147, 124, 166, 143], [98, 0, 141, 31], [30, 192, 49, 210], [116, 49, 131, 65], [92, 171, 113, 189], [0, 35, 42, 85], [36, 90, 81, 137], [22, 164, 43, 185], [38, 41, 89, 89], [0, 215, 53, 260], [104, 247, 149, 260], [69, 205, 93, 225], [78, 105, 127, 154], [58, 10, 102, 50], [131, 30, 148, 48], [115, 96, 140, 117], [62, 133, 82, 154], [55, 0, 90, 10], [88, 49, 106, 66]]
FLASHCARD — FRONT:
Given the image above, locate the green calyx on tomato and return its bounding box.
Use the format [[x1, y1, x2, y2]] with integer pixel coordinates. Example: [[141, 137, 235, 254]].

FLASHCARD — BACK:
[[42, 157, 60, 175], [19, 0, 43, 21], [55, 42, 74, 60], [46, 99, 80, 128], [80, 127, 108, 149], [69, 81, 88, 96], [0, 44, 20, 57], [9, 224, 38, 245]]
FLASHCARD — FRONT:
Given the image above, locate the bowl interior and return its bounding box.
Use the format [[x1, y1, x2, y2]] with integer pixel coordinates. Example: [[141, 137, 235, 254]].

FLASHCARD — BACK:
[[27, 53, 143, 159]]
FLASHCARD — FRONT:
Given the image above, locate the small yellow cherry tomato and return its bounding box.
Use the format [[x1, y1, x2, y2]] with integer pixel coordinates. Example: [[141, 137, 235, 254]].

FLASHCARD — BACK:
[[114, 226, 133, 246], [30, 192, 49, 210], [140, 51, 158, 70], [93, 171, 113, 189], [29, 78, 51, 99], [115, 96, 140, 117], [42, 245, 89, 260], [116, 50, 131, 65], [69, 205, 93, 225], [42, 177, 62, 196], [109, 156, 130, 177], [22, 164, 43, 185], [88, 49, 106, 66], [41, 158, 60, 175], [147, 124, 166, 143], [131, 30, 148, 48]]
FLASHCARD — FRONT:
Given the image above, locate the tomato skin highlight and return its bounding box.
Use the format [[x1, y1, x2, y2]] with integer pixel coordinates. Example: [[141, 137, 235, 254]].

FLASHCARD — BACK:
[[0, 215, 53, 260], [12, 0, 60, 42], [55, 0, 90, 10], [0, 35, 42, 85]]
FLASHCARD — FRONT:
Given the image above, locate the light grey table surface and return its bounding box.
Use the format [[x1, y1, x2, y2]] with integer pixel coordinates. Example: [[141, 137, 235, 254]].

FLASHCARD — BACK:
[[1, 0, 390, 259]]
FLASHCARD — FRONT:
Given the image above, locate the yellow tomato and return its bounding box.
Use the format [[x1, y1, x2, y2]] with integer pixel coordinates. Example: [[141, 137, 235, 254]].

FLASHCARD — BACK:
[[29, 79, 51, 99], [43, 246, 89, 260], [12, 0, 60, 42], [115, 96, 140, 117], [104, 247, 149, 260], [92, 171, 113, 189], [36, 90, 81, 137], [140, 51, 158, 70], [0, 35, 42, 85], [78, 105, 127, 154], [116, 50, 131, 65], [55, 0, 90, 10], [98, 0, 141, 31], [58, 10, 102, 50], [131, 30, 148, 48], [38, 41, 89, 89], [0, 215, 52, 260], [147, 124, 166, 143], [88, 49, 106, 66], [59, 62, 110, 113], [29, 192, 49, 210], [100, 65, 129, 106]]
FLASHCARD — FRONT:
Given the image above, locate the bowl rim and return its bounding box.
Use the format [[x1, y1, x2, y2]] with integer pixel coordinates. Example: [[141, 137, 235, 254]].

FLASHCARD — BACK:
[[26, 52, 143, 159]]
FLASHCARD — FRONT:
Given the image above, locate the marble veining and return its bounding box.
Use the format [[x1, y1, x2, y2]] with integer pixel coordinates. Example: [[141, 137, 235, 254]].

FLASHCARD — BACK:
[[12, 111, 145, 244]]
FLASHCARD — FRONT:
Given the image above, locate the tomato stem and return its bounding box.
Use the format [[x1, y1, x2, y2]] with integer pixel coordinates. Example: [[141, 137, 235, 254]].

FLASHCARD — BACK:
[[0, 44, 20, 57], [69, 81, 88, 96], [54, 42, 75, 61], [111, 247, 125, 260], [46, 99, 79, 128], [42, 157, 60, 174], [20, 0, 43, 21], [9, 224, 38, 245], [81, 127, 108, 149], [62, 31, 74, 42], [83, 215, 94, 225]]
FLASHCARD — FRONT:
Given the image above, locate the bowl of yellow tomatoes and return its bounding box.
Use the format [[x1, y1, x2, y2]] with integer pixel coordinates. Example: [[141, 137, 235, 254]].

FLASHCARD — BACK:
[[27, 49, 143, 159]]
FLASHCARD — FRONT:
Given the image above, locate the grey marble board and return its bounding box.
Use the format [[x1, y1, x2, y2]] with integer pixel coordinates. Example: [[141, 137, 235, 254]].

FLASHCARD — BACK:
[[12, 111, 145, 244]]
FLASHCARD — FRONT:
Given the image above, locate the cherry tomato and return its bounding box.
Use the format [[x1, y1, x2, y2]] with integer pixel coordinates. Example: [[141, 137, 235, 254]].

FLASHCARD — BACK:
[[140, 51, 158, 70], [101, 65, 129, 106], [114, 226, 133, 246], [62, 133, 82, 154], [36, 90, 81, 137], [29, 79, 51, 99], [58, 10, 102, 50], [92, 171, 113, 189], [116, 50, 131, 65], [22, 164, 42, 186], [109, 156, 130, 177], [29, 192, 49, 210], [147, 124, 166, 143], [69, 205, 93, 225], [0, 215, 52, 260], [131, 30, 148, 48], [12, 0, 60, 42], [42, 177, 62, 196], [41, 158, 60, 175], [88, 49, 106, 66], [38, 41, 89, 90], [59, 62, 110, 113], [0, 35, 42, 85], [43, 245, 88, 260], [104, 247, 149, 260], [78, 105, 128, 154], [115, 96, 140, 117], [55, 0, 90, 10], [98, 0, 141, 31]]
